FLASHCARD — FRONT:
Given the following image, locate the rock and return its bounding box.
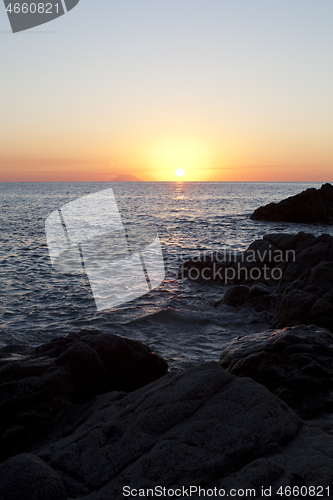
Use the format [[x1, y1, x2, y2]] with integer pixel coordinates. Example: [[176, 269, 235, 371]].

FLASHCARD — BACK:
[[192, 230, 333, 333], [181, 232, 333, 291], [215, 283, 279, 315], [263, 232, 317, 251], [278, 290, 319, 327], [178, 251, 236, 282], [220, 324, 333, 418], [243, 284, 276, 312], [0, 330, 168, 461], [55, 342, 107, 402], [309, 261, 333, 288], [4, 361, 333, 498], [212, 426, 333, 498], [34, 362, 301, 498], [310, 298, 333, 318], [0, 453, 67, 500], [180, 231, 333, 330], [242, 238, 280, 266], [221, 285, 250, 306], [251, 183, 333, 223], [323, 286, 333, 305], [208, 232, 333, 331], [282, 261, 307, 283], [277, 262, 333, 331], [294, 239, 333, 271], [246, 283, 269, 299]]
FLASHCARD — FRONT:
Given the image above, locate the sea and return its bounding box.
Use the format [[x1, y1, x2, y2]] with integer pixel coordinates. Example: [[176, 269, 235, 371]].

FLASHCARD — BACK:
[[1, 181, 332, 370]]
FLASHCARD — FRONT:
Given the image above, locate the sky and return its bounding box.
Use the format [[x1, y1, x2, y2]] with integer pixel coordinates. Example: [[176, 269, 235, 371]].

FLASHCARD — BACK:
[[0, 0, 332, 182]]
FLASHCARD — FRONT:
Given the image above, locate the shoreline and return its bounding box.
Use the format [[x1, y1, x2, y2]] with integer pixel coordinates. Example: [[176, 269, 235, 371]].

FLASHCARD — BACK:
[[2, 227, 333, 498]]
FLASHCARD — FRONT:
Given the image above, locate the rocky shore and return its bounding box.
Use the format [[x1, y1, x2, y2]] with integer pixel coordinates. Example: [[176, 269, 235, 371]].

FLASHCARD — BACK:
[[181, 231, 333, 332], [2, 327, 333, 499], [2, 229, 333, 498], [0, 330, 168, 463], [250, 183, 333, 223], [0, 325, 333, 500]]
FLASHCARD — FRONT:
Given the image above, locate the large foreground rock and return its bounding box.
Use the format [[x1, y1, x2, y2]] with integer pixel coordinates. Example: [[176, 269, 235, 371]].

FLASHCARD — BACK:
[[0, 330, 168, 461], [3, 362, 333, 499], [220, 325, 333, 418], [251, 183, 333, 223], [0, 453, 67, 500], [213, 425, 333, 499], [0, 362, 301, 499]]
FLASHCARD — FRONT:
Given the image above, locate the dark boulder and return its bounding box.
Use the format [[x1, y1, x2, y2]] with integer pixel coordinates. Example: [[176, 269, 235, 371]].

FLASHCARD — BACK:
[[220, 324, 333, 418], [309, 260, 333, 288], [214, 283, 280, 316], [278, 290, 319, 327], [246, 283, 270, 300], [278, 261, 333, 331], [219, 285, 250, 306], [250, 183, 333, 223], [262, 232, 317, 250], [242, 283, 277, 312], [34, 330, 168, 395], [0, 330, 168, 461], [0, 454, 67, 500]]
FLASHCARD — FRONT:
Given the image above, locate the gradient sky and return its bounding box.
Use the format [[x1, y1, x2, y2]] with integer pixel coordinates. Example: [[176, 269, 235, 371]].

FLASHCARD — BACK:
[[1, 0, 332, 182]]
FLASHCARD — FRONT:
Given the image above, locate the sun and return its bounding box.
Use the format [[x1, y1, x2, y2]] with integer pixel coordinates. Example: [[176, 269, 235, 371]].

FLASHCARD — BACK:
[[175, 168, 185, 177], [144, 138, 216, 180]]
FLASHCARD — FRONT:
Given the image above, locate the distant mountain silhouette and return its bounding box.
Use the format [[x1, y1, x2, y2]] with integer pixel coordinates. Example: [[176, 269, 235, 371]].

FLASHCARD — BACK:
[[111, 174, 142, 182]]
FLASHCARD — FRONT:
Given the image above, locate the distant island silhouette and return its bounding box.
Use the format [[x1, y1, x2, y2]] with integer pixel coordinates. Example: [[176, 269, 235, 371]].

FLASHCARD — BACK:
[[111, 174, 142, 182]]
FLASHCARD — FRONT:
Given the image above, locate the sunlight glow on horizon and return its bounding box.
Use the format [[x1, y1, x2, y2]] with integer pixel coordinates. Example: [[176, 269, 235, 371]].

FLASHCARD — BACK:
[[141, 138, 218, 181], [0, 1, 332, 182], [175, 168, 185, 177]]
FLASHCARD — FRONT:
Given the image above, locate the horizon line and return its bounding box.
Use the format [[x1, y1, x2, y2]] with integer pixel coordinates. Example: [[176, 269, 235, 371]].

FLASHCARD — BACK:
[[1, 180, 332, 184]]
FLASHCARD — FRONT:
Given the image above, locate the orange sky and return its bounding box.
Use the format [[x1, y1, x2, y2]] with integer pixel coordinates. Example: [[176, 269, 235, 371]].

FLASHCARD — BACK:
[[1, 133, 332, 182], [1, 1, 332, 182]]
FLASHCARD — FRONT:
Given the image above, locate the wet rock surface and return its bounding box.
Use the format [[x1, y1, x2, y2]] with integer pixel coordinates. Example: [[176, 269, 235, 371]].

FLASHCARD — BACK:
[[3, 226, 333, 498]]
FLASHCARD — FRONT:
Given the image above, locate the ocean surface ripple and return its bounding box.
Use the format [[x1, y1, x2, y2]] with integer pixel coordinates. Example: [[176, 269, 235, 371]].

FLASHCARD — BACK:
[[1, 181, 332, 368]]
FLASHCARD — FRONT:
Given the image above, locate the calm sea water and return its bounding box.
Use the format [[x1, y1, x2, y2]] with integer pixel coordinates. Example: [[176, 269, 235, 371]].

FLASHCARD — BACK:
[[1, 182, 332, 368]]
